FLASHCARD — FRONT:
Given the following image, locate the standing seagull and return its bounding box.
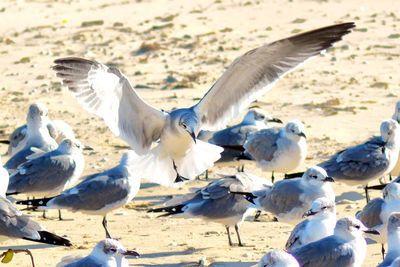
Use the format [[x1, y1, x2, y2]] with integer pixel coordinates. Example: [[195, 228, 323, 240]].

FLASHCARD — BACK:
[[4, 103, 58, 172], [57, 239, 139, 267], [258, 249, 299, 267], [148, 172, 270, 246], [285, 197, 336, 251], [378, 212, 400, 267], [16, 151, 140, 239], [231, 166, 335, 224], [318, 119, 400, 201], [290, 216, 379, 267], [243, 120, 307, 182], [390, 101, 400, 178], [52, 23, 355, 186]]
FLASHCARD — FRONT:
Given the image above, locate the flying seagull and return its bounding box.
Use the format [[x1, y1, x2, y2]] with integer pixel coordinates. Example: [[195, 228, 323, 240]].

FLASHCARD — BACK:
[[53, 23, 355, 186]]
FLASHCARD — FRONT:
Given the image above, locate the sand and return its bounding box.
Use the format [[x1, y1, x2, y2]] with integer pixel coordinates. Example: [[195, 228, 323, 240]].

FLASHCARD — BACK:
[[0, 0, 399, 266]]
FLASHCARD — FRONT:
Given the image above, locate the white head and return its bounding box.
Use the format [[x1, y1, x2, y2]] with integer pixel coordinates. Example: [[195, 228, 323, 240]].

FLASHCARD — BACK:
[[26, 102, 49, 127], [392, 101, 400, 123], [0, 158, 9, 198], [380, 119, 399, 144], [90, 239, 139, 264], [58, 139, 83, 154], [258, 249, 299, 267], [387, 212, 400, 236], [334, 216, 379, 241], [282, 120, 306, 141], [303, 197, 336, 219], [302, 166, 334, 186], [242, 107, 282, 127], [383, 183, 400, 201], [170, 109, 198, 143]]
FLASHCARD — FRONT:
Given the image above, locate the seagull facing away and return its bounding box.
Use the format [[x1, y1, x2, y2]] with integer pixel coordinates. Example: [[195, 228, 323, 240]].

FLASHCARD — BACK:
[[318, 119, 400, 201], [356, 183, 400, 258], [16, 151, 140, 239], [244, 120, 307, 182], [57, 238, 139, 267], [148, 172, 270, 246], [3, 103, 76, 157], [232, 166, 334, 224], [4, 103, 58, 172], [258, 249, 300, 267], [52, 23, 355, 187], [290, 216, 379, 267], [285, 197, 336, 251], [378, 212, 400, 267]]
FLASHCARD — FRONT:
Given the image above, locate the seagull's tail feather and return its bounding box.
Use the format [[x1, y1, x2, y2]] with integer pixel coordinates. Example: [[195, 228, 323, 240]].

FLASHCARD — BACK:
[[23, 231, 72, 246], [16, 197, 53, 207], [148, 204, 185, 217], [284, 171, 305, 179], [229, 191, 257, 204], [177, 140, 223, 180]]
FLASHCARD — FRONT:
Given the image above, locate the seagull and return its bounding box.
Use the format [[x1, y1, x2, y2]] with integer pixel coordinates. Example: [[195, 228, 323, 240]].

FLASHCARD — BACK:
[[148, 172, 271, 246], [7, 138, 84, 220], [318, 119, 400, 201], [285, 197, 336, 251], [56, 238, 139, 267], [378, 212, 400, 267], [290, 216, 379, 267], [243, 120, 307, 182], [258, 249, 300, 267], [390, 101, 400, 178], [231, 165, 335, 224], [0, 158, 8, 197], [356, 182, 400, 258], [52, 23, 355, 187], [16, 151, 140, 239], [209, 107, 282, 167], [1, 103, 76, 157], [4, 103, 58, 173]]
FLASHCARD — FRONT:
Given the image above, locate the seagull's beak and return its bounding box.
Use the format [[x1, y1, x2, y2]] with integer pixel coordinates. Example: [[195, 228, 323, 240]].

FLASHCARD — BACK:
[[299, 132, 307, 138], [303, 210, 317, 218], [123, 250, 140, 258], [324, 176, 335, 182], [363, 229, 380, 235], [189, 130, 196, 144], [269, 118, 283, 124]]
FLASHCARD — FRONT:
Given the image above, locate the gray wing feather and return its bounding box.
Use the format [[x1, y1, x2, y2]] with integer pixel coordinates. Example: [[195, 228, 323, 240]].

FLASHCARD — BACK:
[[53, 58, 166, 155], [356, 198, 384, 228], [194, 23, 355, 130], [210, 125, 258, 146], [285, 219, 309, 251], [62, 256, 102, 267], [4, 147, 35, 170], [8, 125, 27, 154], [244, 127, 281, 161]]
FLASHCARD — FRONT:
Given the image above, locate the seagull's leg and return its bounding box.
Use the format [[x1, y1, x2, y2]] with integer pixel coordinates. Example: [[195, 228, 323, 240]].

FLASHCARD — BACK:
[[102, 216, 112, 239], [240, 165, 244, 172], [173, 160, 190, 183], [26, 196, 30, 209], [42, 210, 47, 219], [234, 224, 243, 247], [364, 186, 370, 203], [253, 210, 262, 221], [271, 171, 275, 183], [381, 244, 385, 260], [205, 170, 209, 180], [58, 209, 63, 220], [226, 226, 233, 246]]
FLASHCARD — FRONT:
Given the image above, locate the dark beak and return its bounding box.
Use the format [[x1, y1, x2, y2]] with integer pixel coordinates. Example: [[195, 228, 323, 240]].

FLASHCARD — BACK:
[[123, 250, 140, 258], [190, 131, 196, 144], [299, 132, 306, 138], [363, 229, 380, 235], [324, 176, 335, 182], [269, 118, 283, 124], [303, 210, 317, 218]]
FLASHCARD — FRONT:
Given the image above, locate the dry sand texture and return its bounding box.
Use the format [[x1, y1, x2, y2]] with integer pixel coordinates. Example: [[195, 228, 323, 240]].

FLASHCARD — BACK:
[[0, 0, 400, 266]]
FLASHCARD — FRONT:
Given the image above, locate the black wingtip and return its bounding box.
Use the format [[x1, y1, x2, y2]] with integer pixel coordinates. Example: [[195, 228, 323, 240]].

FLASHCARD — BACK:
[[148, 205, 185, 217], [230, 191, 257, 204], [24, 231, 72, 247], [365, 184, 387, 191], [16, 197, 53, 207], [284, 172, 304, 179], [0, 140, 10, 145]]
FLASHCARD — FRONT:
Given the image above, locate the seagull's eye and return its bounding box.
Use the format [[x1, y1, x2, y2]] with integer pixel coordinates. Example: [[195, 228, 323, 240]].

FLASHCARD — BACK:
[[181, 123, 187, 129], [311, 175, 318, 179], [109, 248, 117, 253], [321, 207, 327, 210], [354, 225, 360, 229], [259, 115, 265, 119]]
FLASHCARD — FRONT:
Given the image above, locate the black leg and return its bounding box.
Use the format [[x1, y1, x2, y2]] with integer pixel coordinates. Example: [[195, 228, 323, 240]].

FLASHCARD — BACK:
[[382, 244, 385, 260], [234, 224, 243, 247], [364, 186, 370, 203], [205, 170, 209, 180], [42, 210, 46, 219], [103, 216, 112, 239], [271, 171, 275, 183], [226, 226, 233, 246], [58, 209, 63, 220], [253, 210, 262, 221], [173, 160, 189, 183]]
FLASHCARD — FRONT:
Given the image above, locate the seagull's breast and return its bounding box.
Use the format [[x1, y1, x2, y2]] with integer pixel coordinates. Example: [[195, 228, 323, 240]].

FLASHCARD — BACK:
[[160, 126, 194, 158]]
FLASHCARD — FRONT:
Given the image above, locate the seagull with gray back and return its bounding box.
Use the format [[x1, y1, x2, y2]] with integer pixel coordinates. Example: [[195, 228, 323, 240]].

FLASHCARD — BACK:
[[258, 249, 299, 267], [52, 23, 355, 187], [378, 212, 400, 267]]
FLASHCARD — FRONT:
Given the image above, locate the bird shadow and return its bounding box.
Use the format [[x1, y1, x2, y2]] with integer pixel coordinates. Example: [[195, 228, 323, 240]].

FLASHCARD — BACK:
[[133, 261, 257, 267], [335, 191, 365, 202], [0, 244, 60, 250], [137, 248, 206, 259]]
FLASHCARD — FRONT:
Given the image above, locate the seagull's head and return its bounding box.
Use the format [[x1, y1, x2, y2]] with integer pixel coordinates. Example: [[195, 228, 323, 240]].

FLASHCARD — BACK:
[[303, 197, 336, 218], [393, 101, 400, 123], [257, 249, 299, 267], [283, 120, 306, 140], [383, 183, 400, 201], [92, 239, 140, 262], [27, 102, 49, 126], [58, 138, 83, 153], [175, 110, 198, 143], [243, 107, 282, 127], [387, 212, 400, 235], [302, 166, 334, 185], [334, 216, 379, 240], [380, 119, 399, 143]]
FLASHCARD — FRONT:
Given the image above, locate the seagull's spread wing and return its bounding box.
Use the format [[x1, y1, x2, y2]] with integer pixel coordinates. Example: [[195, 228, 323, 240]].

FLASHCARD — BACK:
[[53, 58, 166, 154], [194, 23, 355, 130]]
